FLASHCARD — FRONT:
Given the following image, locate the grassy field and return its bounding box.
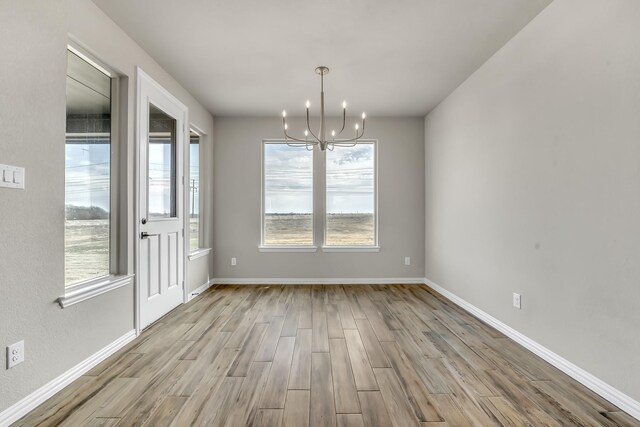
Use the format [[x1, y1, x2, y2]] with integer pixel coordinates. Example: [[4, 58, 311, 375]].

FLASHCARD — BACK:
[[65, 214, 374, 283], [264, 213, 375, 246], [65, 219, 110, 284]]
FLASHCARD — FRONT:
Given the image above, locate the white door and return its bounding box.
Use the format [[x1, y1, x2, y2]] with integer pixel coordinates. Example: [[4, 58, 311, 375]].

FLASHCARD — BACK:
[[137, 69, 187, 330]]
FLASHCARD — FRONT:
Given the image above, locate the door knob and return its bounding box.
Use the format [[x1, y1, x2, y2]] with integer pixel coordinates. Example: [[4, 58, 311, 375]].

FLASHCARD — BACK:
[[141, 218, 147, 224], [141, 232, 158, 239]]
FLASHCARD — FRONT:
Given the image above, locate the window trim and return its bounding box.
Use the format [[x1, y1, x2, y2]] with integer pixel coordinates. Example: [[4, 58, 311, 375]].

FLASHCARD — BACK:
[[60, 41, 128, 306], [57, 274, 134, 308], [187, 126, 206, 254], [260, 139, 316, 249], [323, 139, 379, 248]]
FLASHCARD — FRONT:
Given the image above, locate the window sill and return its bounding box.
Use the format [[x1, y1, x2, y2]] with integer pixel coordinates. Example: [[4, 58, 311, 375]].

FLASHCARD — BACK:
[[57, 274, 134, 308], [321, 246, 381, 253], [188, 248, 212, 261], [258, 245, 318, 253]]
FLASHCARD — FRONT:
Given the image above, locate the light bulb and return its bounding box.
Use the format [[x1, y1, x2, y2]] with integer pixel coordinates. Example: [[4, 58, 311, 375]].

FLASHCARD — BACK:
[[362, 112, 366, 119], [282, 110, 287, 118], [284, 123, 288, 130], [306, 100, 310, 108], [355, 123, 359, 130], [342, 100, 347, 109], [332, 130, 336, 137], [304, 130, 309, 136]]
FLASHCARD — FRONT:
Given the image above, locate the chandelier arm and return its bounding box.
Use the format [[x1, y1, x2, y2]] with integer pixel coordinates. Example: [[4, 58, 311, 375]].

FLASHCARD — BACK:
[[306, 109, 320, 142], [335, 108, 347, 137], [284, 129, 315, 144], [332, 126, 365, 143], [331, 141, 358, 147]]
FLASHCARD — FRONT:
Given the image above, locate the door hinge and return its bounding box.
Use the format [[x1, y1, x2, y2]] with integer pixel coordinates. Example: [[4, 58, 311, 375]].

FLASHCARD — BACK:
[[182, 175, 185, 185], [182, 228, 184, 237]]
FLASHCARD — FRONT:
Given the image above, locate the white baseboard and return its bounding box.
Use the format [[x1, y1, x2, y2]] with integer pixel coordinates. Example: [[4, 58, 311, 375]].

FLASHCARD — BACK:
[[0, 329, 137, 427], [187, 278, 215, 302], [211, 277, 425, 285], [424, 277, 640, 421]]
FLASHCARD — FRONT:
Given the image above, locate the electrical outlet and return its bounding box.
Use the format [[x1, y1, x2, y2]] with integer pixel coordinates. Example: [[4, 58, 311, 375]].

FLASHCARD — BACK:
[[7, 340, 24, 369], [404, 256, 411, 266], [231, 257, 237, 266], [513, 293, 521, 309]]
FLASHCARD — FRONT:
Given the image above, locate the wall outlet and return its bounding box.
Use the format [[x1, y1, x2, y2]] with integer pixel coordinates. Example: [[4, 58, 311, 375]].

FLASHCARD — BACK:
[[513, 293, 522, 309], [231, 257, 237, 266], [404, 256, 411, 266], [6, 340, 24, 369]]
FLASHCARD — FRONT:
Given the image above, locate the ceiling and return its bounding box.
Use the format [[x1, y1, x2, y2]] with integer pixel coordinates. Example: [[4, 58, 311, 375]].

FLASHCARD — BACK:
[[93, 0, 552, 117]]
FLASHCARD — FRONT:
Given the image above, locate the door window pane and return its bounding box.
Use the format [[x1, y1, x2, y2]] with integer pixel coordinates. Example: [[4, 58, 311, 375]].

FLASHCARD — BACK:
[[65, 50, 112, 285], [189, 131, 200, 251], [263, 143, 313, 245], [326, 143, 375, 246], [148, 104, 177, 219]]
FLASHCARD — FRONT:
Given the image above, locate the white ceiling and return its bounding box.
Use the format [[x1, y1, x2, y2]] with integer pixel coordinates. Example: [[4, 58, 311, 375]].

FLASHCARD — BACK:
[[93, 0, 552, 117]]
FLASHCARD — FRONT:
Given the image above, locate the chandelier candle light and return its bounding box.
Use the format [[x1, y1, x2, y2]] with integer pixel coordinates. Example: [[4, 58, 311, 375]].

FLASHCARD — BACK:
[[282, 66, 366, 151]]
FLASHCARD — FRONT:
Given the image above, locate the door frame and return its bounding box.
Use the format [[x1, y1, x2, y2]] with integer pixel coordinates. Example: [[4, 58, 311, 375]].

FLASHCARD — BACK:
[[134, 67, 189, 333]]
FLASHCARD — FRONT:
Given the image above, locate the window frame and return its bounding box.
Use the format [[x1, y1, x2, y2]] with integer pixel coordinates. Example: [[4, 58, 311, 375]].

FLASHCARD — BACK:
[[58, 42, 132, 308], [187, 126, 210, 259], [258, 138, 379, 253], [259, 139, 317, 252], [322, 139, 379, 252]]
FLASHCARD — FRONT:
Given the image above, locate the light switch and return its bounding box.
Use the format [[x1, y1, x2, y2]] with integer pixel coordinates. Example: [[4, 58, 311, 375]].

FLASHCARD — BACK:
[[0, 164, 25, 189], [13, 170, 22, 185]]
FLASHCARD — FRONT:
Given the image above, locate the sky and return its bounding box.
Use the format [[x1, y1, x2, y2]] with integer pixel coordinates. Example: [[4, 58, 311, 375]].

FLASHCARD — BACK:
[[264, 143, 374, 214], [66, 139, 372, 216], [65, 140, 200, 216]]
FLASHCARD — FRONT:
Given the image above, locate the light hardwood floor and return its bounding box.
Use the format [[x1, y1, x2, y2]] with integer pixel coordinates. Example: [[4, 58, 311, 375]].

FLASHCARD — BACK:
[[15, 284, 639, 426]]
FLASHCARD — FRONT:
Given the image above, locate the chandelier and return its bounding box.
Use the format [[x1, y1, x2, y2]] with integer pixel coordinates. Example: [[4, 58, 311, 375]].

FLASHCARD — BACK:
[[282, 66, 366, 151]]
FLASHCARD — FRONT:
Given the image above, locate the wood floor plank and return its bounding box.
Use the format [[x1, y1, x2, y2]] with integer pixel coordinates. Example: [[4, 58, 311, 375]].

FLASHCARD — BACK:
[[282, 390, 310, 427], [329, 339, 360, 414], [254, 409, 284, 427], [255, 316, 285, 362], [312, 311, 330, 353], [380, 341, 442, 423], [373, 368, 421, 427], [337, 413, 365, 427], [355, 318, 391, 368], [260, 337, 296, 408], [143, 396, 188, 427], [298, 309, 313, 329], [311, 353, 337, 427], [427, 394, 474, 426], [227, 322, 269, 377], [327, 306, 345, 339], [338, 301, 357, 329], [224, 361, 272, 427], [84, 418, 121, 427], [288, 328, 312, 389], [281, 307, 300, 337], [358, 391, 394, 427], [343, 329, 379, 391]]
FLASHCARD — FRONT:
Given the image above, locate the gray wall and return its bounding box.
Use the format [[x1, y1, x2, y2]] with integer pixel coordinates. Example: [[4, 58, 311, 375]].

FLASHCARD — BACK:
[[424, 0, 640, 402], [0, 0, 213, 412], [213, 117, 425, 279]]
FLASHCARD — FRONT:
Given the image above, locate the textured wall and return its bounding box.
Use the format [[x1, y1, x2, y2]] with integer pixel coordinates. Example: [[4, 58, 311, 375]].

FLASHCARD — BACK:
[[212, 117, 425, 279], [0, 0, 213, 412], [425, 0, 640, 401]]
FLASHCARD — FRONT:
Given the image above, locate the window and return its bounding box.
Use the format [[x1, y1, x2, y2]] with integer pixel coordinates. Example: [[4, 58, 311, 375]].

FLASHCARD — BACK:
[[262, 142, 314, 246], [326, 142, 376, 246], [65, 49, 112, 286], [148, 105, 177, 218], [189, 130, 200, 251], [260, 140, 377, 250]]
